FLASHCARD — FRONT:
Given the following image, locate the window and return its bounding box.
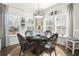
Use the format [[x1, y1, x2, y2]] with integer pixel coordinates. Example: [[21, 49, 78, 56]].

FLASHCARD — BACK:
[[45, 16, 55, 33], [56, 15, 67, 37], [21, 18, 25, 29], [8, 15, 19, 35], [45, 13, 68, 37], [26, 19, 34, 31], [50, 10, 62, 15]]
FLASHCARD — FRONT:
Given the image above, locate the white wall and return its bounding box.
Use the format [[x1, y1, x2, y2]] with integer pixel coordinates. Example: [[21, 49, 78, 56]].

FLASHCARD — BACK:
[[43, 3, 79, 46], [5, 3, 79, 47], [8, 6, 33, 35], [43, 3, 69, 30], [43, 4, 69, 46], [57, 37, 66, 46], [6, 6, 34, 46], [0, 39, 1, 50], [73, 4, 79, 38]]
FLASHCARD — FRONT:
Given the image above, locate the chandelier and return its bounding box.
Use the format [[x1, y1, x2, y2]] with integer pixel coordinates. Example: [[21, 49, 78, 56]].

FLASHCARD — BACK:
[[34, 3, 43, 19]]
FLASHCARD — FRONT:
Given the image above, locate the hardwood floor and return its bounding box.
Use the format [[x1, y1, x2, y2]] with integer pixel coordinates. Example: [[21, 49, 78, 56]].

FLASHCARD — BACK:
[[0, 44, 79, 56], [0, 44, 19, 56]]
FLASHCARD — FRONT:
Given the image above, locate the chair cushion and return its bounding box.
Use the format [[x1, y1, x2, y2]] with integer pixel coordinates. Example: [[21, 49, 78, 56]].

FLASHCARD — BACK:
[[45, 42, 54, 49]]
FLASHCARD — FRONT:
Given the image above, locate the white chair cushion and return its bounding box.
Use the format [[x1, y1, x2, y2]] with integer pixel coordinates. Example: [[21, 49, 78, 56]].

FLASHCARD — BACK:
[[45, 42, 54, 48]]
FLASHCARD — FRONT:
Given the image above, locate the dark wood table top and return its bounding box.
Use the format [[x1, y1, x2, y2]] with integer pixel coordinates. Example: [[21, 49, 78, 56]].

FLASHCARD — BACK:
[[25, 35, 49, 41]]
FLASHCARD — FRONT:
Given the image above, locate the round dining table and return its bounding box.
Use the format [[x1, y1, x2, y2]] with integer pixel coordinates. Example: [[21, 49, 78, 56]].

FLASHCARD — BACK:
[[25, 34, 49, 55]]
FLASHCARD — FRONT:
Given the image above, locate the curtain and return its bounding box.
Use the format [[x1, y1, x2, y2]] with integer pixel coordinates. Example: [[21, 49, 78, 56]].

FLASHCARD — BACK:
[[67, 3, 73, 37]]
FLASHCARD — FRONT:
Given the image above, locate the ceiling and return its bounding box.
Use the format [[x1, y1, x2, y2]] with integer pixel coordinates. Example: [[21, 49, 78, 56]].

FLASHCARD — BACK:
[[22, 3, 57, 10], [4, 3, 57, 12]]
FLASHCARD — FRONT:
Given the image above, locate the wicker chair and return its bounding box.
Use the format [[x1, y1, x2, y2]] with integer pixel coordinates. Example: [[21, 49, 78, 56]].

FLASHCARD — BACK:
[[44, 30, 52, 36], [41, 33, 58, 56], [17, 33, 35, 56]]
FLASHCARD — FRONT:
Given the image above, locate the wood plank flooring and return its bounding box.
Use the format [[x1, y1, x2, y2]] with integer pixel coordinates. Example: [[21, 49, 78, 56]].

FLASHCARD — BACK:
[[0, 44, 79, 56]]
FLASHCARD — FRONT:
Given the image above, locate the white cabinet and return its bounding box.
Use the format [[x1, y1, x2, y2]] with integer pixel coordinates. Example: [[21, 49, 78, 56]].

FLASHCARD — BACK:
[[0, 39, 1, 50], [57, 37, 66, 46], [8, 35, 19, 46]]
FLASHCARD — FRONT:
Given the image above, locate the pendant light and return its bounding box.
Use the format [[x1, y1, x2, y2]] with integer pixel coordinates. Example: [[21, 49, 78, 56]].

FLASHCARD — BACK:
[[34, 3, 43, 19]]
